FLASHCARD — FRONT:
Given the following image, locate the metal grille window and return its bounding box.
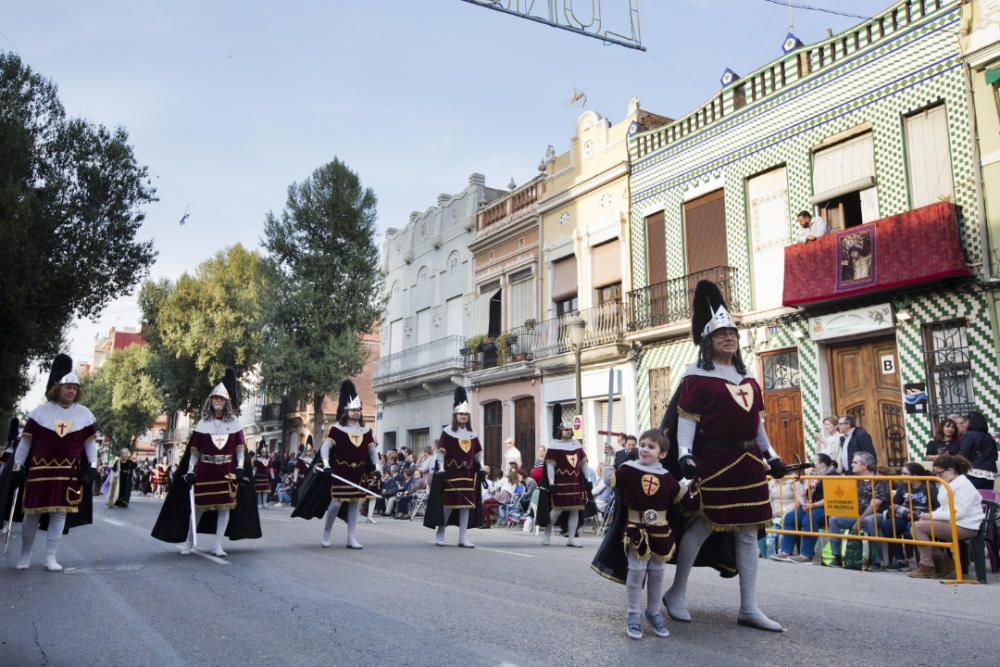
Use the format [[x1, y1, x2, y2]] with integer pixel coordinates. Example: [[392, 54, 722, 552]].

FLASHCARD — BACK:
[[923, 320, 976, 417], [761, 350, 800, 390]]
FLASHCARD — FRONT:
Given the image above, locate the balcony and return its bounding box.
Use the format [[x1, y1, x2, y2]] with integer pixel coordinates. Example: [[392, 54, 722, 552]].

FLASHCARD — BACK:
[[531, 301, 626, 359], [627, 266, 740, 332], [373, 335, 466, 387], [782, 202, 971, 308]]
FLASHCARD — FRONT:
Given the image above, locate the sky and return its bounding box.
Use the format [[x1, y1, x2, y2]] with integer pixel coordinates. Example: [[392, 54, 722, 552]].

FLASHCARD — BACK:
[[5, 0, 883, 409]]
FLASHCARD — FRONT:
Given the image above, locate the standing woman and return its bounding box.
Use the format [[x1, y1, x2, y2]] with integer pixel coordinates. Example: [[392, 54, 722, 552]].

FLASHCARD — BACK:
[[663, 281, 788, 632], [537, 403, 594, 548], [107, 448, 137, 508], [424, 387, 483, 547], [925, 418, 960, 464], [817, 417, 842, 467], [958, 412, 998, 490]]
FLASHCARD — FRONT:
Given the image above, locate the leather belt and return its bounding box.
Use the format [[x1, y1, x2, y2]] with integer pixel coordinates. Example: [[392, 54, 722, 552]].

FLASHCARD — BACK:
[[627, 509, 668, 526], [703, 438, 755, 451], [199, 454, 231, 464]]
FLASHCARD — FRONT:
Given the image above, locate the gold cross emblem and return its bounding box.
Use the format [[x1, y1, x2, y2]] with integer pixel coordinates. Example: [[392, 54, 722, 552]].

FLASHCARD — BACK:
[[641, 473, 660, 496], [211, 435, 228, 450], [726, 383, 754, 412], [349, 433, 364, 447], [53, 419, 73, 438], [566, 453, 578, 468], [458, 438, 472, 453]]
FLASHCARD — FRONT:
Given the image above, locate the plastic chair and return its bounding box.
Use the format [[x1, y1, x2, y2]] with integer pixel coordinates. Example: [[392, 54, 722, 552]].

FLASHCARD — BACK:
[[958, 499, 999, 583]]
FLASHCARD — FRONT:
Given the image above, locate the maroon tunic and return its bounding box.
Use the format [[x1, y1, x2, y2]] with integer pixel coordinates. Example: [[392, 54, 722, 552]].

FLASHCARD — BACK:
[[327, 426, 375, 502], [615, 463, 681, 561], [677, 372, 771, 530], [254, 459, 270, 492], [295, 457, 310, 481], [545, 442, 587, 510], [191, 430, 243, 511], [438, 430, 481, 509], [22, 413, 97, 515], [154, 464, 167, 486]]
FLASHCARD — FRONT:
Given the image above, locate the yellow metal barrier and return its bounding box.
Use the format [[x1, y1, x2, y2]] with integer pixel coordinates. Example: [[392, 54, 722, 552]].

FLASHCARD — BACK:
[[765, 474, 973, 585]]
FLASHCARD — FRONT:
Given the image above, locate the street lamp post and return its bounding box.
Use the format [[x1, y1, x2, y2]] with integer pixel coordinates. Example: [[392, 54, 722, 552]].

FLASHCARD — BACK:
[[567, 316, 587, 419]]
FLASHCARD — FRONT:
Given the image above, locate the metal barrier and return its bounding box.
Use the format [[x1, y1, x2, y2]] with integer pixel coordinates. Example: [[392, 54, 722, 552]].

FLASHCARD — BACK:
[[765, 475, 974, 585]]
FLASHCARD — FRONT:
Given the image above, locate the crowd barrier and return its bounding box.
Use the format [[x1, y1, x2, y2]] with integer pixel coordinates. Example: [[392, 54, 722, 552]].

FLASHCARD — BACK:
[[765, 474, 975, 585]]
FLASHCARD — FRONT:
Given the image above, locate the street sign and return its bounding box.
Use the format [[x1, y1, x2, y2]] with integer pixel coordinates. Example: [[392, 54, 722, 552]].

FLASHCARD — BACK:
[[572, 415, 583, 440]]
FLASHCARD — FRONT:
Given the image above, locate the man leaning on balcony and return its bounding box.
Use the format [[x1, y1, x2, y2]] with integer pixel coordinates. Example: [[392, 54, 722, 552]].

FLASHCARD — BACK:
[[796, 210, 827, 243]]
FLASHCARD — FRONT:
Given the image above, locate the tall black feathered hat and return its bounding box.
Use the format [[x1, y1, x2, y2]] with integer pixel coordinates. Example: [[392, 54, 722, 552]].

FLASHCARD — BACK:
[[6, 417, 19, 448], [45, 353, 76, 394], [337, 379, 362, 418], [453, 386, 470, 414], [552, 403, 572, 438], [691, 280, 737, 346]]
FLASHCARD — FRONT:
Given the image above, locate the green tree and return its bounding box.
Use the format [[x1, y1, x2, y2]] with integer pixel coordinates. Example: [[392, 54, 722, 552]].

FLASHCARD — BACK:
[[82, 344, 160, 451], [139, 245, 264, 417], [260, 158, 383, 444], [0, 52, 157, 414]]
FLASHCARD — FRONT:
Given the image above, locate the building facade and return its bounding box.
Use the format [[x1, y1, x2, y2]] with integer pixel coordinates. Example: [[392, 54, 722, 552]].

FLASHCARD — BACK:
[[374, 174, 504, 454], [627, 0, 997, 467]]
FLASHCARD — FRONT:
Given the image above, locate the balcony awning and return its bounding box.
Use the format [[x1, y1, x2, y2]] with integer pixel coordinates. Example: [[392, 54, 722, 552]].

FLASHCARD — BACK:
[[986, 66, 1000, 86], [782, 202, 970, 307]]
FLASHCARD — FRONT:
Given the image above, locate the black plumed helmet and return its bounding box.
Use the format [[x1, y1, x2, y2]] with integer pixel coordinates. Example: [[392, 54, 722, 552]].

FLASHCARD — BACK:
[[453, 386, 470, 413], [337, 379, 359, 418], [6, 417, 19, 447], [691, 280, 735, 346], [46, 353, 73, 394], [222, 367, 239, 412]]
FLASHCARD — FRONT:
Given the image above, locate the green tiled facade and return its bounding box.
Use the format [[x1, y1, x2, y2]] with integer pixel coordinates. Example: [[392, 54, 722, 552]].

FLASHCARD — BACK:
[[628, 0, 999, 462]]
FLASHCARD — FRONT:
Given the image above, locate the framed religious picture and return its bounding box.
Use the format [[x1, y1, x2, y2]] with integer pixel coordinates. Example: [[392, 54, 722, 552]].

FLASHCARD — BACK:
[[835, 224, 876, 291]]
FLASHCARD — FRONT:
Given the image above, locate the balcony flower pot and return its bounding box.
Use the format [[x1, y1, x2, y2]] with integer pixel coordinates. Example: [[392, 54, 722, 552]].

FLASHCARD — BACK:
[[513, 352, 528, 362], [480, 341, 497, 352]]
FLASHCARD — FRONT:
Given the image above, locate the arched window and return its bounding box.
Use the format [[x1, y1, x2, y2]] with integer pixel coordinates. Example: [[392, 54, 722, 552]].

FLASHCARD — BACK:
[[447, 251, 460, 276], [417, 266, 430, 284]]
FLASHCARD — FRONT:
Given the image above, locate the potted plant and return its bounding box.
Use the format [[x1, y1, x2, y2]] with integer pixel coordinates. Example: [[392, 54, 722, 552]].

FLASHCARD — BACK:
[[465, 334, 487, 355], [495, 332, 515, 366]]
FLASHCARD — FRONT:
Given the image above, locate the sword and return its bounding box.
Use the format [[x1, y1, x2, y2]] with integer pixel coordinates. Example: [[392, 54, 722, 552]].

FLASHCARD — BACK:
[[189, 485, 198, 548], [3, 487, 19, 556], [328, 470, 381, 499]]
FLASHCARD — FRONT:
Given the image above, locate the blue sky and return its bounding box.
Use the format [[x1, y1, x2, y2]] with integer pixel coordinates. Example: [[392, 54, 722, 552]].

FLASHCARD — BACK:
[[5, 0, 881, 406]]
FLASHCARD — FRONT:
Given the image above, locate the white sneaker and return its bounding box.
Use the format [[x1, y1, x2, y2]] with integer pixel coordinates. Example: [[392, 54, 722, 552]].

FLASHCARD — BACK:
[[346, 540, 363, 550], [212, 545, 227, 557], [365, 517, 377, 524], [44, 557, 63, 572]]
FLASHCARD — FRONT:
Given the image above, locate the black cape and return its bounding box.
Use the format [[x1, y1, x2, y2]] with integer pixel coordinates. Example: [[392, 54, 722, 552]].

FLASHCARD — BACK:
[[150, 440, 262, 543], [0, 454, 94, 535], [291, 447, 378, 522], [422, 468, 484, 530]]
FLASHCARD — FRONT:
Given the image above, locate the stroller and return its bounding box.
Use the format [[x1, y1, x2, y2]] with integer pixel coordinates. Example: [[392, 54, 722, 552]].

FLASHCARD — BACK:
[[498, 490, 527, 527]]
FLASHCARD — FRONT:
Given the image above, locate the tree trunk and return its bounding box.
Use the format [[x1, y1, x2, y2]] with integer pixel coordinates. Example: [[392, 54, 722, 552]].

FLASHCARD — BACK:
[[312, 392, 326, 448]]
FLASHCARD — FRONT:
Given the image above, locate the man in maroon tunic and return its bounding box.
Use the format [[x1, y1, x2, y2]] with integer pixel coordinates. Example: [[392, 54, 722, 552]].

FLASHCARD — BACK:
[[663, 280, 788, 632], [11, 354, 99, 571], [540, 404, 593, 548], [428, 387, 482, 548]]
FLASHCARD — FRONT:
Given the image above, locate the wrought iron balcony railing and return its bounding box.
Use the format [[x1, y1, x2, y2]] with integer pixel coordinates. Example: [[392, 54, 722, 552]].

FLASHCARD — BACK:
[[627, 266, 739, 332], [373, 335, 466, 385]]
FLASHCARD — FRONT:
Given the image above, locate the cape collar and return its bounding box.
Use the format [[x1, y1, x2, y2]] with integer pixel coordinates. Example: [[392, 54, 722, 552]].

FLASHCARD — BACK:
[[333, 423, 370, 436], [621, 459, 667, 474], [28, 401, 95, 434], [681, 361, 751, 385], [193, 417, 244, 435], [443, 426, 477, 439], [547, 439, 581, 452]]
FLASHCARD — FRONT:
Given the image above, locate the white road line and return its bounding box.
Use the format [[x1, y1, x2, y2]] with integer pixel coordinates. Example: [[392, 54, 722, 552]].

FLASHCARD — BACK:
[[475, 546, 535, 558], [102, 517, 125, 527]]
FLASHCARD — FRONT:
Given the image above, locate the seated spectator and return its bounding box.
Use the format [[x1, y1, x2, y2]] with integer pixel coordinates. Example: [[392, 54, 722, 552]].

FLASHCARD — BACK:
[[592, 463, 614, 513], [530, 445, 546, 483], [925, 418, 960, 464], [500, 471, 526, 523], [393, 468, 416, 518], [958, 411, 999, 490], [796, 210, 827, 243], [380, 469, 399, 516], [519, 468, 538, 513], [772, 453, 836, 563], [880, 462, 937, 571], [275, 476, 292, 507], [827, 452, 890, 570], [909, 454, 986, 579]]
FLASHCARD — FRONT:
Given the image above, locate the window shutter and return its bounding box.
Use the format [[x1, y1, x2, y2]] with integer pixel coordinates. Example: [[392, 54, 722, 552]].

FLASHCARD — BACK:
[[905, 106, 953, 209], [591, 239, 622, 288], [683, 189, 727, 275], [551, 256, 578, 300], [645, 211, 666, 286]]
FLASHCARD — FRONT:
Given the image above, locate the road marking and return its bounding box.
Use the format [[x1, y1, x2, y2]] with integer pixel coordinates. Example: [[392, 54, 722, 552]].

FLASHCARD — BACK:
[[188, 549, 230, 565], [475, 546, 535, 558], [103, 518, 125, 527]]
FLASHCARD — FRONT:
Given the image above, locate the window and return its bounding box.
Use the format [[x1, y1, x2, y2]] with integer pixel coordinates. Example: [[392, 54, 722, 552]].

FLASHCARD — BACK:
[[645, 211, 666, 286], [923, 320, 976, 418], [761, 350, 800, 390], [596, 283, 622, 304], [683, 189, 727, 283], [905, 105, 953, 208], [417, 266, 430, 284], [811, 132, 878, 229], [747, 167, 788, 311], [555, 295, 578, 317], [552, 255, 578, 316], [407, 428, 429, 453], [508, 268, 535, 330], [591, 239, 622, 294], [382, 431, 397, 452], [447, 251, 460, 276], [733, 84, 746, 110]]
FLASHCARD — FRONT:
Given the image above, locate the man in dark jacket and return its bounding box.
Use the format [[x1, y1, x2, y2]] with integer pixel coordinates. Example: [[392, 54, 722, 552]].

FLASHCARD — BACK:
[[836, 416, 877, 473], [613, 434, 639, 469]]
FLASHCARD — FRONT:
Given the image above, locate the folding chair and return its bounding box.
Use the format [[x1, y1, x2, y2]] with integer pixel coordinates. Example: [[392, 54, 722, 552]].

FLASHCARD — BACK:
[[596, 495, 616, 536]]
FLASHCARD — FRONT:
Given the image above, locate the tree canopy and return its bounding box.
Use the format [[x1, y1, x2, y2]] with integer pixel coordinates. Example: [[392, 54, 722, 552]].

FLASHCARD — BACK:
[[82, 343, 161, 451], [0, 52, 157, 414], [260, 158, 383, 442], [139, 244, 263, 416]]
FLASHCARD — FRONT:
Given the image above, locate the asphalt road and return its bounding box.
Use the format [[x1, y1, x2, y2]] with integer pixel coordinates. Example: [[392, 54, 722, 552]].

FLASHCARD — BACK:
[[1, 496, 995, 666]]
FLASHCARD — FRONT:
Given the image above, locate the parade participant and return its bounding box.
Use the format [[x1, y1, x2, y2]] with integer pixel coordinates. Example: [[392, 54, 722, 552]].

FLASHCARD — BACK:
[[292, 380, 380, 549], [663, 281, 787, 632], [253, 448, 271, 508], [423, 387, 483, 548], [2, 354, 99, 571], [294, 437, 314, 486], [1, 418, 17, 466], [154, 456, 168, 499], [537, 404, 595, 548], [107, 448, 138, 508], [151, 369, 261, 556], [592, 429, 680, 639]]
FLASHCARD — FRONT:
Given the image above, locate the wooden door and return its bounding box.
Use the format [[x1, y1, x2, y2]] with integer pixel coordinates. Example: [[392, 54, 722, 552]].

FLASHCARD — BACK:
[[514, 397, 535, 468], [483, 401, 503, 478], [759, 349, 804, 463], [829, 338, 906, 469]]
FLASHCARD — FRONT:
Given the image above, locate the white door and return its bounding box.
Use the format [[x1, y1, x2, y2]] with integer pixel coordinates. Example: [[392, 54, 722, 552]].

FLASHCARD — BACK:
[[389, 318, 404, 355], [747, 167, 788, 311], [416, 308, 432, 347], [446, 296, 463, 338]]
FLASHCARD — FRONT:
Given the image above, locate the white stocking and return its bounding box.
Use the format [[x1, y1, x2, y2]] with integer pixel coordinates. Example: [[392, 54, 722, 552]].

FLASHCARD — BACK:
[[45, 512, 66, 569], [458, 508, 473, 547], [626, 569, 645, 615], [323, 500, 342, 547], [566, 511, 581, 546], [17, 514, 40, 569], [543, 508, 562, 545], [437, 508, 452, 545], [214, 509, 229, 555], [735, 528, 782, 631], [346, 502, 362, 548]]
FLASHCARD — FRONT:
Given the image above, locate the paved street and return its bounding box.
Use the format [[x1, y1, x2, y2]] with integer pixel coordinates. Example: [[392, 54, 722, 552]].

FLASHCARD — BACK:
[[1, 497, 996, 666]]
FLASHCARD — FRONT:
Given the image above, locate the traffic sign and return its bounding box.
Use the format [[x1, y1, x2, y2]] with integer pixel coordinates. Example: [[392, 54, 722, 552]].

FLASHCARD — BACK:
[[572, 415, 583, 440]]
